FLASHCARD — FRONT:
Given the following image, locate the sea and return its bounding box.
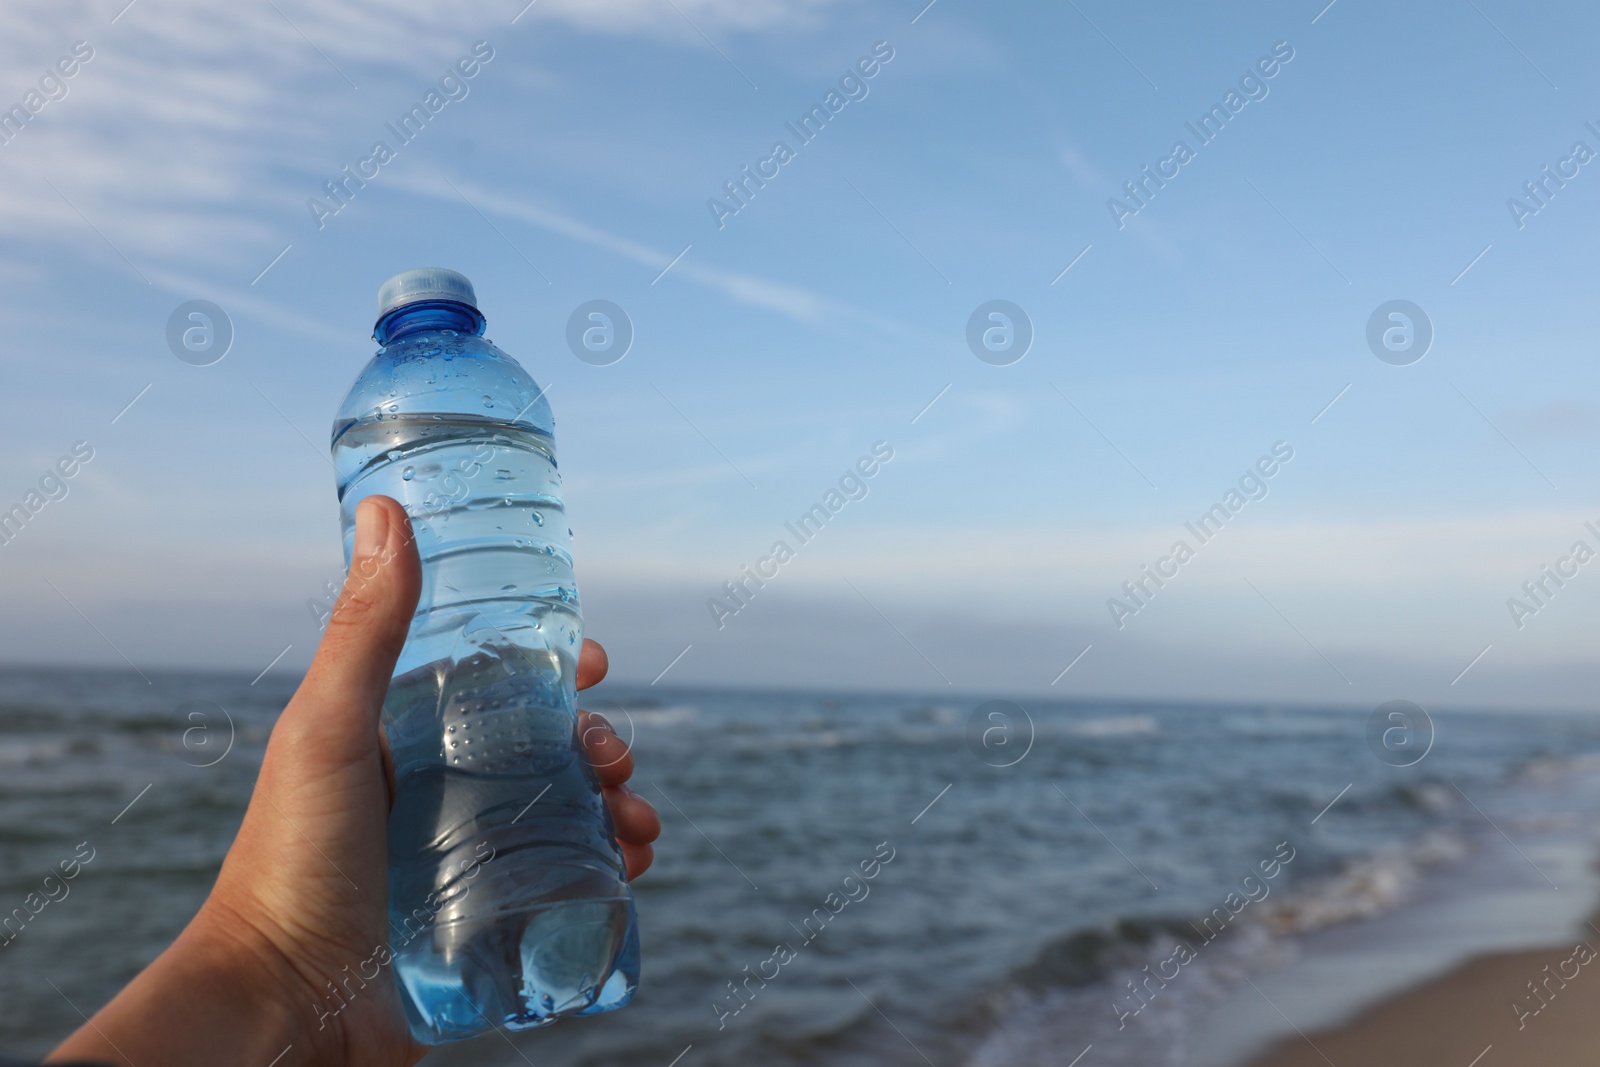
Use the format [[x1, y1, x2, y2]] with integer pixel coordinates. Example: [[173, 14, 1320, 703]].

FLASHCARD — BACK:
[[3, 666, 1600, 1067]]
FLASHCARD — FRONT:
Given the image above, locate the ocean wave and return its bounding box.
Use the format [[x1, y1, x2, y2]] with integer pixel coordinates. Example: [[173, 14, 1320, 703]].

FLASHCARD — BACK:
[[1063, 715, 1159, 738], [1007, 918, 1199, 989], [1393, 781, 1456, 815], [899, 704, 963, 725], [1262, 830, 1466, 933], [0, 736, 92, 765], [1515, 751, 1600, 783], [600, 703, 698, 728], [967, 923, 1287, 1067], [1219, 713, 1346, 738], [964, 826, 1474, 1066]]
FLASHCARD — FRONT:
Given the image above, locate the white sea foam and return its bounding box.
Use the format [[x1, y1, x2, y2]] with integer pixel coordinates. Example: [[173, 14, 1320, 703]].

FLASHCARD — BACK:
[[1065, 714, 1159, 738], [0, 736, 69, 765], [612, 704, 697, 728]]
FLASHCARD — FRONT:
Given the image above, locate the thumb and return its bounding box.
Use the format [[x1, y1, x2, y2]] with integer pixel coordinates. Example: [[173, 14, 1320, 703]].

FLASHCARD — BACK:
[[295, 495, 422, 747]]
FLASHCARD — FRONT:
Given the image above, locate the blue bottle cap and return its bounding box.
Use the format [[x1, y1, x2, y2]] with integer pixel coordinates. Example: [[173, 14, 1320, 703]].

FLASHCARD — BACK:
[[376, 268, 478, 319]]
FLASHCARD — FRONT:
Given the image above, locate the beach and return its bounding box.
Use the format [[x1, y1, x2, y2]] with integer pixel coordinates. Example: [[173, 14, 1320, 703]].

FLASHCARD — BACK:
[[1245, 934, 1600, 1067], [1190, 762, 1600, 1067], [1199, 762, 1600, 1067]]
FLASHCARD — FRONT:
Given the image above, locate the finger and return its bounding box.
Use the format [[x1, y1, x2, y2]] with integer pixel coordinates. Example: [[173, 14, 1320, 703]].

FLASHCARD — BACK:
[[578, 710, 634, 786], [620, 841, 654, 880], [577, 639, 608, 690], [603, 783, 661, 845], [291, 496, 421, 752]]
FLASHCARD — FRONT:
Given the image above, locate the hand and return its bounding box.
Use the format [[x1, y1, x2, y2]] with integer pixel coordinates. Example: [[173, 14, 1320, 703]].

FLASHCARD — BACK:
[[48, 495, 659, 1067]]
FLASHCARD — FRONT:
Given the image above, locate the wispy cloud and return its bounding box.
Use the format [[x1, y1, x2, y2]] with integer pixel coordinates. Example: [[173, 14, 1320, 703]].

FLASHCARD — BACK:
[[0, 0, 842, 278], [389, 171, 924, 336], [528, 0, 839, 35]]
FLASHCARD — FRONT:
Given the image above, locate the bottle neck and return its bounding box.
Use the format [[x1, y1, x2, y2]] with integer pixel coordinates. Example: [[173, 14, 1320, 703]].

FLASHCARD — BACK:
[[374, 300, 486, 345]]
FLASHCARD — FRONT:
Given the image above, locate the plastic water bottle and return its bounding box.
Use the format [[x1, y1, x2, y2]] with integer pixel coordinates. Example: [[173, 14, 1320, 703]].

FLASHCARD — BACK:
[[331, 268, 639, 1043]]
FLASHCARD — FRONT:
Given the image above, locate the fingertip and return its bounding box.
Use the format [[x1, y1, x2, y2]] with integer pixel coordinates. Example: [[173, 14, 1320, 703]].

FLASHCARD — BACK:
[[577, 639, 609, 690], [579, 711, 634, 784], [622, 841, 654, 880], [610, 784, 660, 844]]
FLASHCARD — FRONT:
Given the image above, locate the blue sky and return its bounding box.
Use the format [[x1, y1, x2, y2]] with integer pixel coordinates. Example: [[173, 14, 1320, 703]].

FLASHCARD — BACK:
[[3, 0, 1600, 710]]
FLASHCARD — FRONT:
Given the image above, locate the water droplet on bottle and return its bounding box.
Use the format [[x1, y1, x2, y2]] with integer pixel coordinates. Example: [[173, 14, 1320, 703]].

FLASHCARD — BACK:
[[501, 583, 516, 592], [482, 394, 494, 407], [530, 511, 544, 526], [402, 466, 415, 481]]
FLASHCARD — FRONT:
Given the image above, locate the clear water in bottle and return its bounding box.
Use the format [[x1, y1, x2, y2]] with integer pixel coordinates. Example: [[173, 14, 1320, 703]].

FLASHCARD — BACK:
[[331, 268, 639, 1044]]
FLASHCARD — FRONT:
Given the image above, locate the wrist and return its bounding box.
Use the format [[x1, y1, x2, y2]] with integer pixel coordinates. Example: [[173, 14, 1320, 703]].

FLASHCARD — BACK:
[[46, 897, 338, 1067], [183, 898, 349, 1065]]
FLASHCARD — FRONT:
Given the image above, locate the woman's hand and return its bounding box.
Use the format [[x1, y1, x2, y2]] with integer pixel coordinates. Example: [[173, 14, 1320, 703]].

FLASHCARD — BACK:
[[48, 495, 658, 1067]]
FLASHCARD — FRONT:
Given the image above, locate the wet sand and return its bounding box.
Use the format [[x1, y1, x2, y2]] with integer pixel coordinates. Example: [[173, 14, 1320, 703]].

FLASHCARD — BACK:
[[1244, 933, 1600, 1067]]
